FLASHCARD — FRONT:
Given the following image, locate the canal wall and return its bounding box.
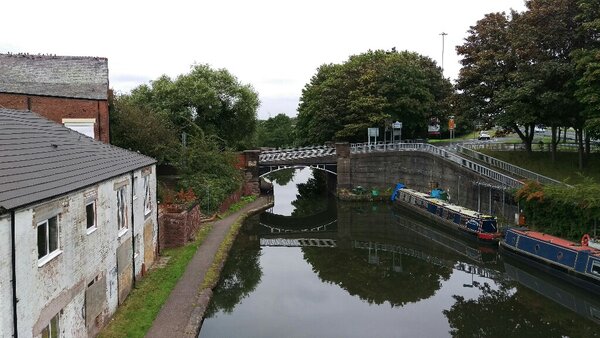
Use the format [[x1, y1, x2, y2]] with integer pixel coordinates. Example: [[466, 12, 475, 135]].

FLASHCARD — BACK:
[[336, 144, 519, 223]]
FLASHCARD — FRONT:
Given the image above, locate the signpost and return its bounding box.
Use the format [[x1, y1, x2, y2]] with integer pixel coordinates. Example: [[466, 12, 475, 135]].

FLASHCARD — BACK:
[[368, 127, 379, 146], [392, 121, 402, 143], [448, 116, 455, 139]]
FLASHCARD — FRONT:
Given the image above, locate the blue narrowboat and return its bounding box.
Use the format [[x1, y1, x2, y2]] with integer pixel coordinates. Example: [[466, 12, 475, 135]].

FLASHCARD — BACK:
[[391, 184, 501, 243], [500, 228, 600, 295]]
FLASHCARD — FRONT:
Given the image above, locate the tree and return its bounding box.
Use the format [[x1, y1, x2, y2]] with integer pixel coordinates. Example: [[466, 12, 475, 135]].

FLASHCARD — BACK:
[[256, 113, 296, 148], [296, 49, 452, 145], [109, 92, 180, 164], [573, 0, 600, 154], [129, 64, 260, 150]]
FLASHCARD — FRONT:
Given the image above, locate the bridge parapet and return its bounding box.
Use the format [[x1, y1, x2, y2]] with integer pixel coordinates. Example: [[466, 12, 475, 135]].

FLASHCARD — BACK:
[[259, 145, 336, 165]]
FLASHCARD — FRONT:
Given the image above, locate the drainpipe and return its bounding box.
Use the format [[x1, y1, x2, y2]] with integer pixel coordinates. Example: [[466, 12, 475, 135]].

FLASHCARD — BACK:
[[10, 210, 18, 338], [131, 172, 136, 286]]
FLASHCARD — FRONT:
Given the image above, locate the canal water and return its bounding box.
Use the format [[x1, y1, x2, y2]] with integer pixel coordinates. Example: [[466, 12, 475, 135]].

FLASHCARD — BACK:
[[200, 168, 600, 337]]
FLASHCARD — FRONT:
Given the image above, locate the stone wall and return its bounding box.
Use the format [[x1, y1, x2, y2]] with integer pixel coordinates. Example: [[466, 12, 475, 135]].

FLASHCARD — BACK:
[[336, 144, 519, 222]]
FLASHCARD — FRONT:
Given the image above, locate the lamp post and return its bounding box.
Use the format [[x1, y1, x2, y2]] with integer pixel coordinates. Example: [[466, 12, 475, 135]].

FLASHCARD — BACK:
[[440, 32, 448, 75]]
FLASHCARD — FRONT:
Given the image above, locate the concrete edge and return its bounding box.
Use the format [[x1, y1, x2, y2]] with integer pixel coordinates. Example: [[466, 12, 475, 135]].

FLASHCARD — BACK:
[[184, 198, 274, 337]]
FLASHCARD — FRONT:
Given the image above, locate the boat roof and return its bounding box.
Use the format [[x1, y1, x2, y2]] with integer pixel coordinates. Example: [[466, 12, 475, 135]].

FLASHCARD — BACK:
[[510, 229, 600, 255], [400, 188, 495, 219]]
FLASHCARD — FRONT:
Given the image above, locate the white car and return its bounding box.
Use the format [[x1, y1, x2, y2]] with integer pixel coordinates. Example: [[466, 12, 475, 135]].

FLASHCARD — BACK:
[[478, 132, 491, 140]]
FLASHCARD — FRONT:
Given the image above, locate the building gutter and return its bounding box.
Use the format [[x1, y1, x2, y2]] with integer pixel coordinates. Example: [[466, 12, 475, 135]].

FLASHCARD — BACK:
[[10, 210, 18, 337], [131, 172, 136, 286]]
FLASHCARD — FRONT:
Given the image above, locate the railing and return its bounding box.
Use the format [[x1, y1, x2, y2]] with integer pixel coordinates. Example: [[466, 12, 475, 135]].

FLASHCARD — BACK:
[[350, 142, 523, 189], [456, 145, 565, 186], [464, 142, 600, 153], [259, 145, 336, 162]]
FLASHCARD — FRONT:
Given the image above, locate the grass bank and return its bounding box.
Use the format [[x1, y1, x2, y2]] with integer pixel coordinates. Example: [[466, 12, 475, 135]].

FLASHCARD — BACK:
[[479, 150, 600, 184]]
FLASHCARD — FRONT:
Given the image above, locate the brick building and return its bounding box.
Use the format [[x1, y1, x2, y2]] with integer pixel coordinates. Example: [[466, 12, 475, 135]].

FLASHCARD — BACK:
[[0, 54, 110, 143]]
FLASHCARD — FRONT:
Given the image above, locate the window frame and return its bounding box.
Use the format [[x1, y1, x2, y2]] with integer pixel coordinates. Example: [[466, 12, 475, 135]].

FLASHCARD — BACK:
[[86, 200, 97, 233], [143, 175, 152, 217], [37, 215, 61, 265], [41, 311, 60, 338], [117, 186, 128, 236]]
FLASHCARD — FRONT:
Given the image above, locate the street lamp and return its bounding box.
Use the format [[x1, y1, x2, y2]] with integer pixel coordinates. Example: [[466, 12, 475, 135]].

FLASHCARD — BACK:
[[440, 32, 448, 75]]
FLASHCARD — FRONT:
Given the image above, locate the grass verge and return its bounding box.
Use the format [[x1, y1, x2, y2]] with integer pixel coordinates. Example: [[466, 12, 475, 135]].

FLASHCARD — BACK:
[[479, 150, 600, 184], [201, 220, 243, 290], [98, 224, 213, 338]]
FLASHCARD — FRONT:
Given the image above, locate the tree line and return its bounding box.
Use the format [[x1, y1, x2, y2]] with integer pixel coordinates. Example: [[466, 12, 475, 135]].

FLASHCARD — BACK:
[[110, 0, 600, 211], [455, 0, 600, 167]]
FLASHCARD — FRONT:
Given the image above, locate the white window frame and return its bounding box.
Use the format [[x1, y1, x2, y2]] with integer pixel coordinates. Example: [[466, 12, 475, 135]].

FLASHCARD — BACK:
[[143, 175, 152, 217], [38, 215, 61, 266], [117, 186, 128, 236], [62, 118, 96, 139], [41, 311, 60, 338], [86, 200, 97, 234]]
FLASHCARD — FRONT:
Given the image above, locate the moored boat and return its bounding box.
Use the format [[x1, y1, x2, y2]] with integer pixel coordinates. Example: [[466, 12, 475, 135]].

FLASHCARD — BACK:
[[500, 228, 600, 295], [391, 183, 501, 243]]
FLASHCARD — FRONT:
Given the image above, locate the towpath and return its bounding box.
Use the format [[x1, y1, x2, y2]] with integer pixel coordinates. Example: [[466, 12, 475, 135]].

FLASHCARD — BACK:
[[146, 196, 272, 338]]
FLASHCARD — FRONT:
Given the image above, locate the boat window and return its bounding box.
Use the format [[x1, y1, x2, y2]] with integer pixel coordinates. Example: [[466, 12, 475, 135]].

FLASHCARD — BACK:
[[557, 252, 563, 261], [592, 261, 600, 275], [535, 244, 540, 253], [481, 220, 497, 233]]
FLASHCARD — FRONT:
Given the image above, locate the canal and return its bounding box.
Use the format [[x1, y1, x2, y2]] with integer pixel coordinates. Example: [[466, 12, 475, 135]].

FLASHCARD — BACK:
[[200, 168, 600, 337]]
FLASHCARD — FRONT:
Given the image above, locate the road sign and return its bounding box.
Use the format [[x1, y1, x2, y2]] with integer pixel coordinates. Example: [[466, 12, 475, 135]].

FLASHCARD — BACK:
[[392, 121, 402, 129], [368, 128, 379, 137]]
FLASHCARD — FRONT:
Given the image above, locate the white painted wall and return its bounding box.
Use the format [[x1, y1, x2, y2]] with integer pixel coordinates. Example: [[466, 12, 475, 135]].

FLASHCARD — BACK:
[[0, 214, 14, 338], [11, 166, 158, 337]]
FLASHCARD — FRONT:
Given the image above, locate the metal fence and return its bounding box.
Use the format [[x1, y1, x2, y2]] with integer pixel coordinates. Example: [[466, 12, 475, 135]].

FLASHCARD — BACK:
[[350, 142, 523, 189], [464, 142, 600, 153], [456, 145, 566, 186]]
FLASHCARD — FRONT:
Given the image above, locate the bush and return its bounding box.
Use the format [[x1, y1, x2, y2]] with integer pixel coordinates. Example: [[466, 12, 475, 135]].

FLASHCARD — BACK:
[[516, 180, 600, 239]]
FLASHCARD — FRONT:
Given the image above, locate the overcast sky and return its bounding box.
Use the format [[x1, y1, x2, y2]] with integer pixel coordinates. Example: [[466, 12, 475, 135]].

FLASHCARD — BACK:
[[1, 0, 526, 119]]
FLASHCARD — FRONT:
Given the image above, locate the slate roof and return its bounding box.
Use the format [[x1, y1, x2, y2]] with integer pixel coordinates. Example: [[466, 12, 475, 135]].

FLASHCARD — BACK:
[[0, 108, 156, 211], [0, 54, 108, 100]]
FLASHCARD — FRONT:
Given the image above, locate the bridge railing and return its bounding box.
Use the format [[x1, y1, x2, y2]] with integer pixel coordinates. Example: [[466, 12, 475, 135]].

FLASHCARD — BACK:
[[456, 145, 566, 186], [259, 146, 336, 162], [350, 142, 523, 189]]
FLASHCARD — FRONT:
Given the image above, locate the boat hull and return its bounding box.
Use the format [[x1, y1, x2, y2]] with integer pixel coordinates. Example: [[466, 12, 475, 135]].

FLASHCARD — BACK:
[[500, 241, 600, 296], [393, 199, 499, 245]]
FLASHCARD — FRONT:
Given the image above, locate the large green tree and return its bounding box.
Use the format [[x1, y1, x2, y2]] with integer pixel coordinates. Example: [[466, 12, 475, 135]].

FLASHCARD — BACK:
[[296, 49, 452, 145], [128, 64, 260, 150], [256, 113, 296, 148], [457, 0, 597, 166], [109, 92, 180, 164]]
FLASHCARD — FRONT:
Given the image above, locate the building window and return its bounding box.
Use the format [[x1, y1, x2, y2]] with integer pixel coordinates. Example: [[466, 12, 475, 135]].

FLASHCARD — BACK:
[[41, 312, 60, 338], [86, 201, 96, 230], [117, 186, 127, 231], [143, 175, 152, 217], [62, 118, 95, 139], [38, 216, 59, 260]]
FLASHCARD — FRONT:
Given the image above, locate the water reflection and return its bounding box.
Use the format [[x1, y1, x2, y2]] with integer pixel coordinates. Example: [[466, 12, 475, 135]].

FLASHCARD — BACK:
[[201, 171, 600, 337]]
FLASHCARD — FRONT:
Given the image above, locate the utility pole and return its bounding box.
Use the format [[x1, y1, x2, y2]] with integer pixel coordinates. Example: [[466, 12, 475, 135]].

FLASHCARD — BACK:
[[440, 32, 448, 75]]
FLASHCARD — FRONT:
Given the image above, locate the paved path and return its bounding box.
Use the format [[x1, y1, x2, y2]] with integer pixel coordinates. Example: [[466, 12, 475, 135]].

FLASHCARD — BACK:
[[146, 197, 272, 338]]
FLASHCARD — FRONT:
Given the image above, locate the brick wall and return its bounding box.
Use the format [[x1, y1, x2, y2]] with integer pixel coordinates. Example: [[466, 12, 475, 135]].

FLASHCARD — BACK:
[[158, 204, 202, 249], [0, 93, 110, 143]]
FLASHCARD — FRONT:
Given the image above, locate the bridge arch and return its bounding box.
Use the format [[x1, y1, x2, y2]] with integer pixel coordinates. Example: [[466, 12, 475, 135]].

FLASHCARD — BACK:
[[259, 164, 337, 179]]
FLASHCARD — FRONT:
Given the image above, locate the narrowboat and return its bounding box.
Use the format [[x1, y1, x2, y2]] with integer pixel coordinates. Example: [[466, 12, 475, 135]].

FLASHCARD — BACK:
[[500, 228, 600, 295], [391, 183, 501, 243]]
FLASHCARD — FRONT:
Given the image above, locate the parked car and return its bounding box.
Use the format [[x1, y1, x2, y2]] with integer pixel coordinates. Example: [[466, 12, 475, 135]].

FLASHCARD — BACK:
[[535, 125, 546, 133], [478, 132, 491, 140]]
